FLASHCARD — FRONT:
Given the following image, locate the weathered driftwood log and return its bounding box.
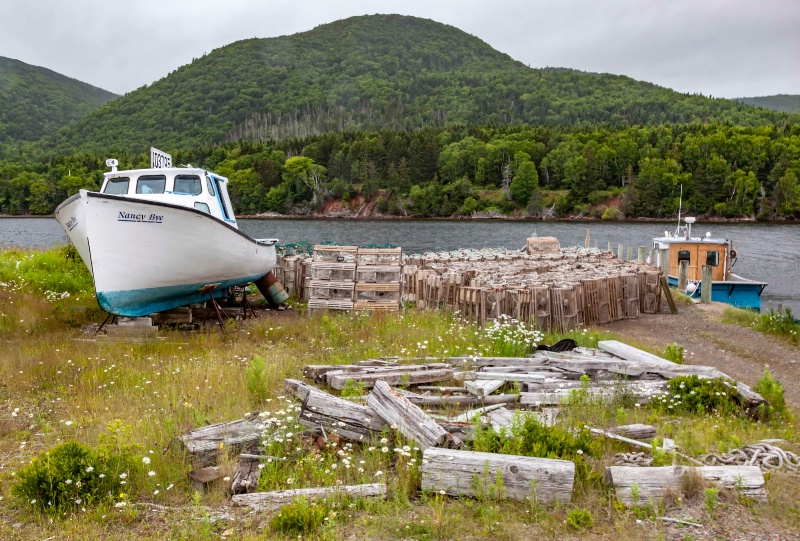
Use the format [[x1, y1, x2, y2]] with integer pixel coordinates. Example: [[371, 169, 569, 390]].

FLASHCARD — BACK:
[[231, 455, 261, 494], [421, 448, 575, 503], [471, 372, 552, 383], [452, 403, 508, 422], [603, 465, 766, 505], [610, 424, 657, 441], [177, 419, 259, 467], [327, 368, 454, 390], [299, 388, 387, 442], [417, 386, 469, 393], [232, 483, 388, 512], [367, 380, 460, 450]]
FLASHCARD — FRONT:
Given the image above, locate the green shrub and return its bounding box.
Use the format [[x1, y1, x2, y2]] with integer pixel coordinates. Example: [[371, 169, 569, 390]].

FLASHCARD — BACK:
[[12, 441, 124, 513], [755, 308, 799, 344], [651, 376, 743, 416], [601, 206, 623, 220], [270, 496, 331, 535], [566, 508, 594, 530], [754, 367, 793, 421], [663, 343, 685, 364], [471, 414, 600, 482], [245, 355, 270, 405]]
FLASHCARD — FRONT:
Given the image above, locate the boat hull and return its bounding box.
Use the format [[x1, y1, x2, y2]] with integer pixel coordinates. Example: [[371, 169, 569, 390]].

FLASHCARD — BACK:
[[55, 191, 276, 317], [667, 275, 766, 311], [54, 193, 93, 275]]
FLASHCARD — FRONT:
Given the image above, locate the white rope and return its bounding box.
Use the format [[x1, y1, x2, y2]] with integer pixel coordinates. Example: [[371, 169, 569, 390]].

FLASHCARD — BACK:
[[700, 443, 800, 474]]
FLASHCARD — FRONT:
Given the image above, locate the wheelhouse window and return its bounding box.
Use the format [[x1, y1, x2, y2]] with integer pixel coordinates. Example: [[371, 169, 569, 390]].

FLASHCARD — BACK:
[[194, 202, 210, 214], [174, 175, 202, 195], [103, 177, 130, 195], [677, 250, 691, 263], [206, 176, 216, 196], [706, 250, 720, 266], [136, 175, 166, 194]]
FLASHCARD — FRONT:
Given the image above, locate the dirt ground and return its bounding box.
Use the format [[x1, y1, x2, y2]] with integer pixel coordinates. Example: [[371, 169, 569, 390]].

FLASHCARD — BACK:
[[605, 301, 800, 408]]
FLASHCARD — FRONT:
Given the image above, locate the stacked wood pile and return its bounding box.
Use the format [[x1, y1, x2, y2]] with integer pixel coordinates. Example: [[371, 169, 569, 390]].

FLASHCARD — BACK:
[[354, 248, 403, 312], [403, 246, 661, 330], [176, 341, 771, 511], [307, 245, 358, 311]]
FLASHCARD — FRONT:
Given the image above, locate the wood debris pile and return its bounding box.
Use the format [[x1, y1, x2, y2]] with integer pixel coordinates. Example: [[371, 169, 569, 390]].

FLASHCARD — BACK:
[[175, 340, 772, 511]]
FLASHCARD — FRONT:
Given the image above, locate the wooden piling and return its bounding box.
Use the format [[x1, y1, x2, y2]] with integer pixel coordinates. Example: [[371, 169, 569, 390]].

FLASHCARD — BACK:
[[678, 260, 689, 293], [701, 265, 712, 304], [637, 246, 647, 263]]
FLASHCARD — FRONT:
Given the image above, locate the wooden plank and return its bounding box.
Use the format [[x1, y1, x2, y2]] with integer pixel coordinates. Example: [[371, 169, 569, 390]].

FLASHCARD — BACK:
[[421, 448, 574, 503], [603, 465, 766, 505], [452, 403, 508, 422], [231, 456, 260, 495], [232, 483, 387, 512], [406, 393, 519, 408], [367, 380, 459, 450], [188, 466, 224, 492], [283, 378, 317, 401], [472, 372, 549, 383], [464, 379, 505, 397], [299, 388, 387, 442], [177, 419, 259, 467], [597, 340, 677, 369], [610, 424, 656, 441], [660, 276, 678, 314], [327, 368, 454, 390]]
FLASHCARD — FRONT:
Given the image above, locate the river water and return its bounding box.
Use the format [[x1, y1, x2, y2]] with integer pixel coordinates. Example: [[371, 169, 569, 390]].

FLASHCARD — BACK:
[[2, 217, 798, 315]]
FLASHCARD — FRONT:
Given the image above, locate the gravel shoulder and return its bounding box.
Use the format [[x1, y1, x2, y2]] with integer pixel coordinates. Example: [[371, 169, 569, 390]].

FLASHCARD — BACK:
[[605, 301, 800, 408]]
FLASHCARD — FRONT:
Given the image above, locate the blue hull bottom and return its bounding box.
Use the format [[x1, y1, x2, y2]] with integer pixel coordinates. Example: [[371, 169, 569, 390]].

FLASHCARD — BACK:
[[97, 273, 266, 317], [667, 276, 764, 311]]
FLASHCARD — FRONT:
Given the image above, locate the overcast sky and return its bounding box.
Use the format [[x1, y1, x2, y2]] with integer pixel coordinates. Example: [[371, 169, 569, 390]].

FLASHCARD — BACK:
[[1, 0, 797, 98]]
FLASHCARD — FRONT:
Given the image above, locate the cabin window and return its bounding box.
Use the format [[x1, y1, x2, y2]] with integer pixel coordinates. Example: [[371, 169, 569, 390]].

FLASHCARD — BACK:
[[136, 175, 166, 194], [173, 175, 202, 195], [103, 177, 130, 195], [194, 202, 210, 214], [677, 250, 691, 263], [206, 176, 216, 196], [706, 250, 720, 266]]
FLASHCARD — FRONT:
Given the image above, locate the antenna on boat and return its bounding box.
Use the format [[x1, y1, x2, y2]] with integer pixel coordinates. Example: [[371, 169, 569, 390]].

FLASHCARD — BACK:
[[677, 183, 683, 226]]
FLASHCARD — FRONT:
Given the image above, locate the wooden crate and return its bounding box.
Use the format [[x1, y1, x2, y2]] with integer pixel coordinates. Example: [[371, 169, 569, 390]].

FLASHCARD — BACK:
[[353, 301, 401, 311], [355, 265, 402, 283], [308, 280, 355, 301], [356, 247, 403, 266], [308, 299, 354, 311], [354, 282, 401, 302], [310, 262, 357, 281], [312, 245, 358, 263]]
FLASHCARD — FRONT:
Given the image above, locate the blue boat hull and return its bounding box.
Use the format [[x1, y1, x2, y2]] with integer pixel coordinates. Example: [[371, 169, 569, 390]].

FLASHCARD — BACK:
[[667, 276, 765, 311], [97, 273, 266, 317]]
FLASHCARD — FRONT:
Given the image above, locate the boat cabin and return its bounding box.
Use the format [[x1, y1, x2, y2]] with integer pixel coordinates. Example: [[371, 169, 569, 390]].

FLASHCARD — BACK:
[[651, 218, 732, 281], [99, 167, 238, 228]]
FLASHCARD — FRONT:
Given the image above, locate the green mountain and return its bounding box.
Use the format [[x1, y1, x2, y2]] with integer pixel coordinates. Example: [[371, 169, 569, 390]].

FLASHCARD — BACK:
[[737, 94, 800, 114], [51, 14, 790, 154], [0, 57, 117, 145]]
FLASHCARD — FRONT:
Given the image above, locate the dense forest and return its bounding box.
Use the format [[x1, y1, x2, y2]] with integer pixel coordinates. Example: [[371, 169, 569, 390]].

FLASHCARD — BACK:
[[0, 57, 116, 145], [18, 15, 794, 156], [0, 15, 798, 221], [737, 95, 800, 115], [2, 123, 799, 219]]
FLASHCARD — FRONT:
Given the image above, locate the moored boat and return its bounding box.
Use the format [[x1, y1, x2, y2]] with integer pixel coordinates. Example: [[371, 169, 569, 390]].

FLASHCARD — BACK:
[[54, 153, 278, 317], [651, 217, 766, 310]]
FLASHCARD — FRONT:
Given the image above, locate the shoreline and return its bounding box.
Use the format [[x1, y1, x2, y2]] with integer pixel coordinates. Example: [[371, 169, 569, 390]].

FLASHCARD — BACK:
[[2, 213, 798, 224]]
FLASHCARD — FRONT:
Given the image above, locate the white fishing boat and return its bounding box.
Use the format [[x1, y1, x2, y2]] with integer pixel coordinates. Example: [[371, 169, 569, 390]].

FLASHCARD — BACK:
[[54, 150, 278, 317]]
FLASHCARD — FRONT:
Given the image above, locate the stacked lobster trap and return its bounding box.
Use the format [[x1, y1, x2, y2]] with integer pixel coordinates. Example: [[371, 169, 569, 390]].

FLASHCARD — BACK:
[[304, 246, 403, 312]]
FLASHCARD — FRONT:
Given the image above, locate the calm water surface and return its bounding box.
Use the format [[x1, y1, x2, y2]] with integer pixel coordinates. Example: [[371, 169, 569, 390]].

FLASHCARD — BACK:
[[2, 217, 798, 315]]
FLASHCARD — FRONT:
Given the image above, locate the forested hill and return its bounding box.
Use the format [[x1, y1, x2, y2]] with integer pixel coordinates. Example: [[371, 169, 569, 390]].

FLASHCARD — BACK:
[[48, 14, 789, 154], [0, 57, 117, 145], [737, 95, 800, 114]]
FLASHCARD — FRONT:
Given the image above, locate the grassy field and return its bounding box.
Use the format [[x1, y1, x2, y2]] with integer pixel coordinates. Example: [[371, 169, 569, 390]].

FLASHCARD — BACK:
[[0, 247, 798, 540]]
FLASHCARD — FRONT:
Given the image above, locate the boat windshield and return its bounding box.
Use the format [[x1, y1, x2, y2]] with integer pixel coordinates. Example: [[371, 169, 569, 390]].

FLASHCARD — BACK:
[[104, 177, 130, 195], [174, 175, 202, 195], [136, 175, 166, 194]]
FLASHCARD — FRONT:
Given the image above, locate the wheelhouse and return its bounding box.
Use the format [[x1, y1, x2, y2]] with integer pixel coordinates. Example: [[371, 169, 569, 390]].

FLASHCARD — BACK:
[[99, 167, 237, 227]]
